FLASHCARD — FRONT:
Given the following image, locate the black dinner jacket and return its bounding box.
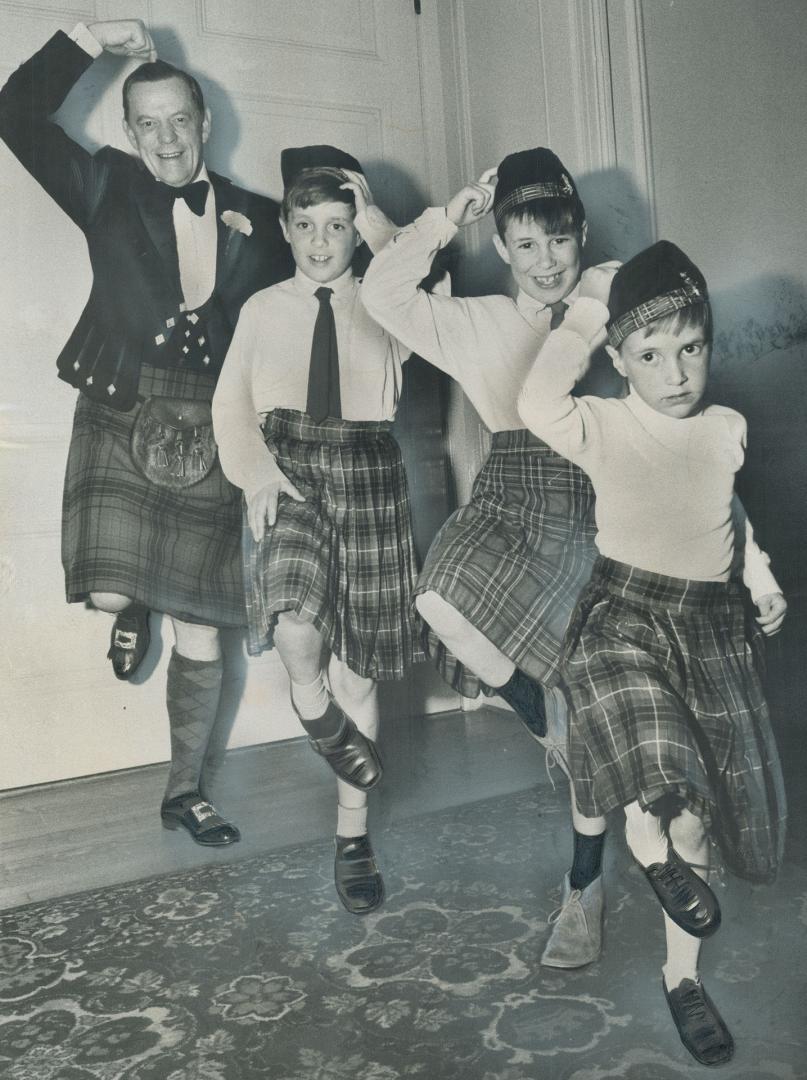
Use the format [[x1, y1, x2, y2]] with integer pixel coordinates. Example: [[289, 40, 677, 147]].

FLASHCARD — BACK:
[[0, 31, 292, 411]]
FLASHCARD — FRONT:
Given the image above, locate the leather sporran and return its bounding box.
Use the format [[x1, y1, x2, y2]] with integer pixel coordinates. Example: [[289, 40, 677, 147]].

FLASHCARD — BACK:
[[130, 396, 217, 490]]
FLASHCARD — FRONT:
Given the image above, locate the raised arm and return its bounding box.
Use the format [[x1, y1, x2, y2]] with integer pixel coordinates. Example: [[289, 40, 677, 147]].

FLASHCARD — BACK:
[[0, 21, 153, 227], [360, 170, 498, 379], [517, 264, 617, 460]]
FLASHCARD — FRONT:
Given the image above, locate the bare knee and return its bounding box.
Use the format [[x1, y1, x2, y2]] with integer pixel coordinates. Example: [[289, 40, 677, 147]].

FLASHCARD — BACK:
[[90, 591, 132, 614], [668, 807, 707, 850], [274, 612, 324, 677], [416, 590, 466, 637], [171, 617, 221, 661]]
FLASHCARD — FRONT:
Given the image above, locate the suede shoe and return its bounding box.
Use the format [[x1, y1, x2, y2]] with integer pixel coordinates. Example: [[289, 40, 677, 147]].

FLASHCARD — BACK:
[[663, 976, 734, 1066], [107, 602, 150, 680], [541, 872, 604, 968], [309, 713, 382, 790], [334, 834, 384, 915]]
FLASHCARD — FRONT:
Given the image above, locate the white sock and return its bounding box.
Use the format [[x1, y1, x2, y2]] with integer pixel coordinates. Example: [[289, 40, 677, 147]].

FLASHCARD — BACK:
[[663, 913, 702, 988], [337, 803, 368, 838], [624, 800, 668, 867], [290, 672, 329, 720]]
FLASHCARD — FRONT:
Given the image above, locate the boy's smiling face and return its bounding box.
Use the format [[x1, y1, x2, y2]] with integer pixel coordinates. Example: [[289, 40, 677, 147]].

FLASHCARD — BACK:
[[493, 218, 584, 305], [607, 321, 710, 418], [281, 200, 361, 283]]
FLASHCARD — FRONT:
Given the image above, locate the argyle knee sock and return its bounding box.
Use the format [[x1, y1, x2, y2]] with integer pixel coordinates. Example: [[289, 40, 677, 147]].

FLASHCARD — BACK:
[[164, 649, 224, 802], [569, 829, 606, 890], [495, 667, 546, 738]]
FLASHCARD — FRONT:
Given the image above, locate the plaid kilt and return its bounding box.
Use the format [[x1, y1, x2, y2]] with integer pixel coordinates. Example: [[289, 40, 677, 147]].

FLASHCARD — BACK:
[[62, 366, 246, 627], [416, 429, 597, 696], [243, 409, 423, 680], [562, 556, 786, 884]]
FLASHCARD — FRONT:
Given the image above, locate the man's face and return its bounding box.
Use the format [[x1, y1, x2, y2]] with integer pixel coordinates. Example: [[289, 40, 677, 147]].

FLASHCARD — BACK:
[[281, 200, 361, 283], [493, 217, 584, 305], [607, 321, 710, 418], [123, 77, 210, 187]]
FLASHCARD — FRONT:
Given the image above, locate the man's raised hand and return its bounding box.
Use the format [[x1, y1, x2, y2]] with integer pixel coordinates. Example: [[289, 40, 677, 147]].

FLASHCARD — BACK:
[[87, 20, 157, 61], [446, 167, 497, 228]]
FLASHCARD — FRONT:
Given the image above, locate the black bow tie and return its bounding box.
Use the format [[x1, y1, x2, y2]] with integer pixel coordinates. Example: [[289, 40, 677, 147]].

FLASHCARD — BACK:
[[167, 179, 209, 216]]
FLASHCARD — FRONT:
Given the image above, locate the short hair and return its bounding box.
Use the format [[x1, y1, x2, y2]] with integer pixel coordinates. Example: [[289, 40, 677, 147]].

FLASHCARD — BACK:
[[281, 167, 356, 221], [122, 60, 205, 121], [627, 301, 713, 348], [496, 193, 586, 241]]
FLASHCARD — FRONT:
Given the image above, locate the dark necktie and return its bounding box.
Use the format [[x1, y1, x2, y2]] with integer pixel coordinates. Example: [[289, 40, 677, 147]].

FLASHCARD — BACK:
[[306, 287, 341, 423], [549, 300, 568, 330], [169, 179, 209, 216]]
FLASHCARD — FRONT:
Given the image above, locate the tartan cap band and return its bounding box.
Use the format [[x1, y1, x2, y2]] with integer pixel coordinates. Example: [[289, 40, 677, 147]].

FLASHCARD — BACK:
[[493, 178, 574, 222], [607, 282, 704, 347]]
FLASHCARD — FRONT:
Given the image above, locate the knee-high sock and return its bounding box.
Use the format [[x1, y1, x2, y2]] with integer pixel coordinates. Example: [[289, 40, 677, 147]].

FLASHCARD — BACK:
[[164, 649, 224, 801]]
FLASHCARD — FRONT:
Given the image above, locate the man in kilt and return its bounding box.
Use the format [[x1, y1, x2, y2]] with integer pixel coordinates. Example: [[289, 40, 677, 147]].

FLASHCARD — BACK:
[[362, 149, 620, 967], [519, 241, 787, 1067], [213, 147, 422, 914], [0, 19, 291, 844]]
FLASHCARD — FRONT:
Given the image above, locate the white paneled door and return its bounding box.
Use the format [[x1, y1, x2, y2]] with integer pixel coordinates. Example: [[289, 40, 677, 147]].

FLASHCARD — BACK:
[[0, 0, 455, 789]]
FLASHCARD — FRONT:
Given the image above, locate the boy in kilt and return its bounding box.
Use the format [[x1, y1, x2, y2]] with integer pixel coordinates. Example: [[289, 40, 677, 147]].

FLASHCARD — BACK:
[[0, 20, 292, 846], [212, 146, 421, 915], [518, 240, 787, 1067], [362, 148, 617, 967]]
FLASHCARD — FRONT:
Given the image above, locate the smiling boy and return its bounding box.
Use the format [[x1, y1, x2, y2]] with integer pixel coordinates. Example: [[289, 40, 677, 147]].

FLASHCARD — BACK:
[[213, 146, 420, 915], [362, 148, 616, 969]]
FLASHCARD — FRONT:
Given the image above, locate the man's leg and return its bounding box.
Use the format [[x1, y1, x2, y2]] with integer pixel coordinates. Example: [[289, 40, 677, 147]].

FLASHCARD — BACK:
[[160, 617, 239, 846], [274, 612, 381, 790], [90, 590, 150, 681], [416, 590, 546, 738], [328, 655, 384, 915]]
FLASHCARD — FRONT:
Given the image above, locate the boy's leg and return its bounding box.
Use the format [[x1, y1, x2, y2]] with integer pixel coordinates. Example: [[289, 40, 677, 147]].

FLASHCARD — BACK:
[[662, 809, 733, 1066], [274, 612, 381, 790], [160, 618, 240, 846], [416, 590, 546, 737], [329, 655, 384, 915], [624, 800, 719, 937], [541, 791, 606, 968]]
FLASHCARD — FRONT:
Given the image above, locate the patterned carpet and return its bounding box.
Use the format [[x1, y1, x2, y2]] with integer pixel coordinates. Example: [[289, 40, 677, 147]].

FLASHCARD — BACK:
[[1, 784, 806, 1080]]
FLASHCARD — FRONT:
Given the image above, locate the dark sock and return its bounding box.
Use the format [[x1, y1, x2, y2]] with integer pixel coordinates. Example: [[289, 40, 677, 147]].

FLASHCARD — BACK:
[[569, 829, 606, 890], [298, 700, 346, 741], [496, 668, 546, 737], [164, 649, 223, 801]]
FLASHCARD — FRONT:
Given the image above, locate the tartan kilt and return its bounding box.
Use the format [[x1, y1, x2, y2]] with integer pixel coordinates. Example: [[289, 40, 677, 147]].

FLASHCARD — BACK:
[[62, 367, 246, 627], [562, 556, 787, 884], [415, 429, 597, 696], [243, 409, 423, 680]]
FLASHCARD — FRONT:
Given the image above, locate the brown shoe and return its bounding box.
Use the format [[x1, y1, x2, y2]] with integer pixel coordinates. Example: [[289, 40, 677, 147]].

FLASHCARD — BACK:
[[663, 977, 734, 1066], [541, 872, 604, 968], [309, 713, 382, 790]]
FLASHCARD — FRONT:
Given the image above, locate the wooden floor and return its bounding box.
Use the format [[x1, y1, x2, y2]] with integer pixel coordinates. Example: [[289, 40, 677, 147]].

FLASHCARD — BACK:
[[0, 706, 550, 911]]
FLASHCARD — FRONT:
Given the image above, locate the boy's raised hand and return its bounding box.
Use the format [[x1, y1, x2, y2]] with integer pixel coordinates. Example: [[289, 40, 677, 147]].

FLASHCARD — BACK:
[[340, 170, 373, 216], [578, 261, 621, 306], [87, 19, 157, 60], [246, 475, 305, 542], [755, 592, 787, 636], [446, 167, 498, 227]]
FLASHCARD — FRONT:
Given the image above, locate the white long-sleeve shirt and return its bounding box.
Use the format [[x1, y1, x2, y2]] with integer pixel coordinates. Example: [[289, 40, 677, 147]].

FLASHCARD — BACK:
[[361, 207, 578, 432], [517, 297, 780, 601], [212, 209, 406, 496]]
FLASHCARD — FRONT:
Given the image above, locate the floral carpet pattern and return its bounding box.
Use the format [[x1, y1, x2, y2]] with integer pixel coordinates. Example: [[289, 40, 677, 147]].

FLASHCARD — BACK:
[[1, 786, 806, 1080]]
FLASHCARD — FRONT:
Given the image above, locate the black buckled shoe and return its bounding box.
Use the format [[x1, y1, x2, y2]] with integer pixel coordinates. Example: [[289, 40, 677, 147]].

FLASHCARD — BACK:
[[663, 977, 734, 1066], [308, 713, 382, 791], [160, 791, 241, 846], [643, 848, 721, 937], [334, 834, 384, 915], [107, 602, 150, 680]]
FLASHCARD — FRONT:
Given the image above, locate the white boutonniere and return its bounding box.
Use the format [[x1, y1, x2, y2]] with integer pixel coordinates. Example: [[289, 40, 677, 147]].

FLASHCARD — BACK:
[[220, 210, 253, 236]]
